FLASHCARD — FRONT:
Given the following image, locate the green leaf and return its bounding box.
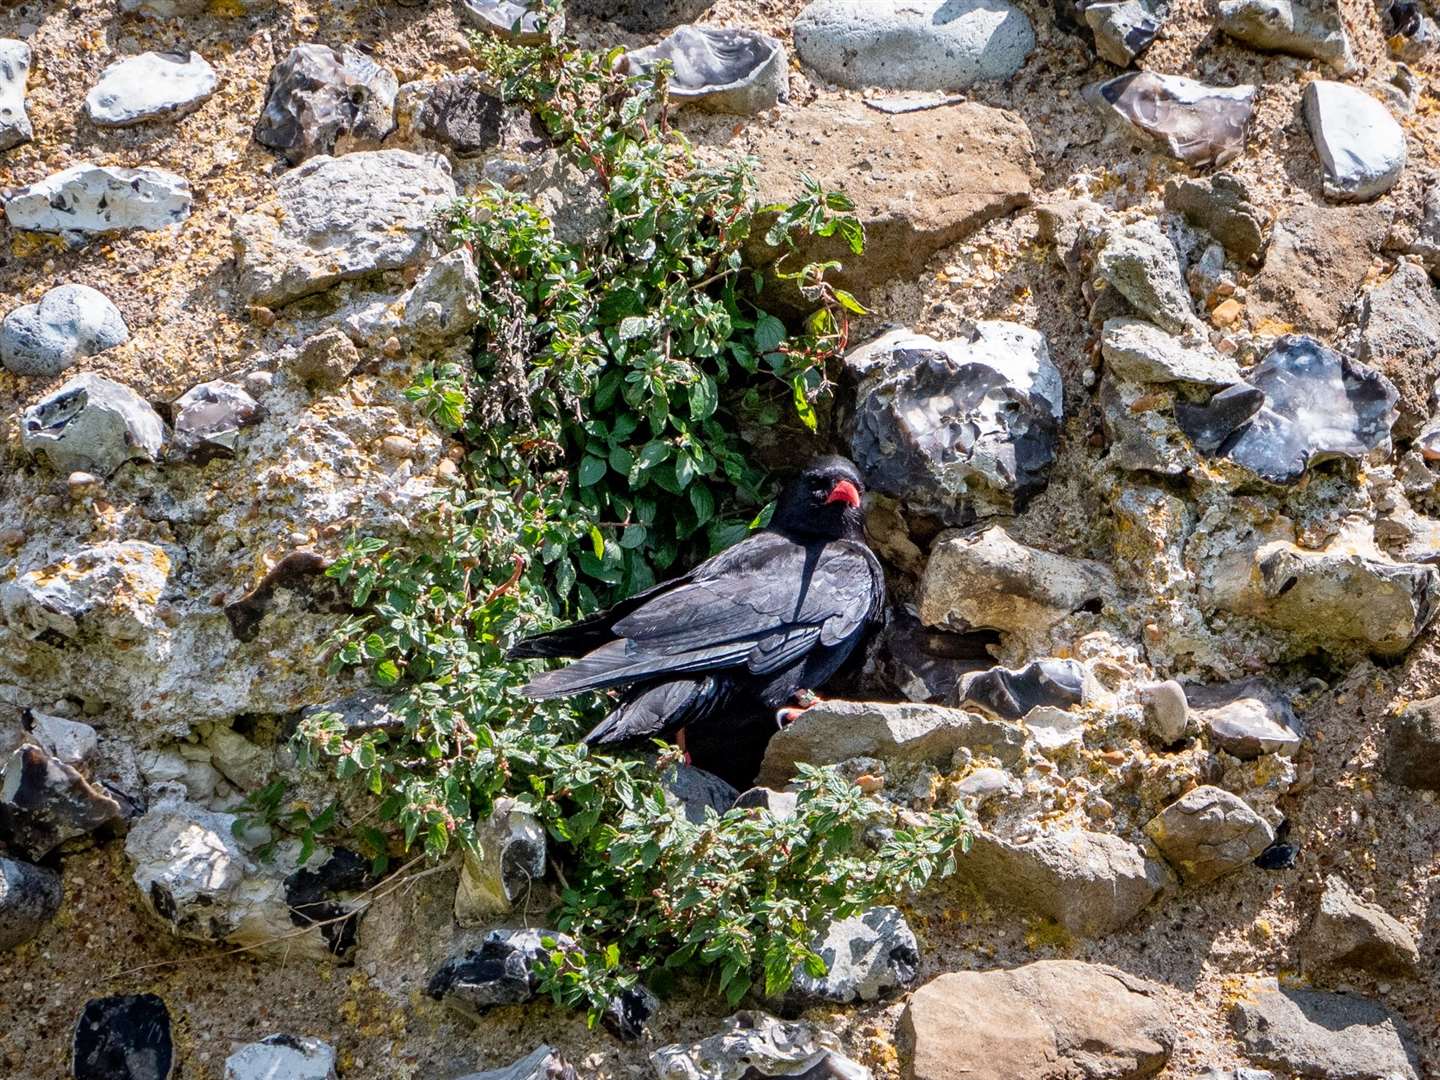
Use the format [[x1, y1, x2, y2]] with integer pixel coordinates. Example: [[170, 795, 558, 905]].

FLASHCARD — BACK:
[[689, 376, 718, 420], [578, 455, 607, 487], [589, 526, 605, 560], [619, 524, 648, 549], [832, 289, 868, 315], [791, 379, 818, 432], [689, 483, 715, 525], [755, 312, 786, 352]]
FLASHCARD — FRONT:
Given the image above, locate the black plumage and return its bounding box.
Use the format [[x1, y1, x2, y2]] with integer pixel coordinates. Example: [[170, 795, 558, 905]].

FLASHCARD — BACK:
[[509, 456, 885, 782]]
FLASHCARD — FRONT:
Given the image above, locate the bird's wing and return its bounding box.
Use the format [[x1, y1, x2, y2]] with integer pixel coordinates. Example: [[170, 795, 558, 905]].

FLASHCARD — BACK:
[[521, 537, 879, 698]]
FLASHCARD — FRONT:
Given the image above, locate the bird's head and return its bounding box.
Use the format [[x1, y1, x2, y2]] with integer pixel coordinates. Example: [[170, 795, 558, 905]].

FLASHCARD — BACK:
[[771, 455, 867, 541]]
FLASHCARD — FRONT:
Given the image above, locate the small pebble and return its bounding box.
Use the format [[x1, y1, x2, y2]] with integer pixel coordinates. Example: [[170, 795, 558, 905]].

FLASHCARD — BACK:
[[1211, 298, 1243, 327], [381, 435, 416, 458]]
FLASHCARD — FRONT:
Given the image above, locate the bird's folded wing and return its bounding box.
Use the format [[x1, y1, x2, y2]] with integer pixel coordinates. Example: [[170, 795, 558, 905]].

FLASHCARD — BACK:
[[521, 541, 877, 698]]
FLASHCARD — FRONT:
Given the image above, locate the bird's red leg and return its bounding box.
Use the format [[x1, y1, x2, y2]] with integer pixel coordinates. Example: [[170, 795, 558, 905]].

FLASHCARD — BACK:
[[676, 727, 692, 766], [776, 689, 825, 727]]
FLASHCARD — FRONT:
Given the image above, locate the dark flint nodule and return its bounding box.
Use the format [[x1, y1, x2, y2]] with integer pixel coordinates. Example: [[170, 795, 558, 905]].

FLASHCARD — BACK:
[[284, 848, 372, 959], [955, 659, 1086, 721], [72, 994, 173, 1080]]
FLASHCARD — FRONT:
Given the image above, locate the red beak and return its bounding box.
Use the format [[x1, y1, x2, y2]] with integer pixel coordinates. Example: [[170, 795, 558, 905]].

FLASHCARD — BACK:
[[825, 479, 861, 508]]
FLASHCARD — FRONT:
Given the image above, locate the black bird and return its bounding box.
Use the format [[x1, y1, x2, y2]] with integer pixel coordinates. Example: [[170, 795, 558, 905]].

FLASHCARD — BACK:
[[509, 456, 885, 781]]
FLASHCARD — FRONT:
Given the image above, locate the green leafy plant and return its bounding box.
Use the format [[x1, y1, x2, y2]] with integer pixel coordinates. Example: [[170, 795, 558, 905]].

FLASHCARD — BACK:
[[291, 17, 969, 1024]]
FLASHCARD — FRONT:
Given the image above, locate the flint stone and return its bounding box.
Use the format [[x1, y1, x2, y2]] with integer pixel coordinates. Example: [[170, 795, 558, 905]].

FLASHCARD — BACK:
[[1356, 261, 1440, 439], [403, 248, 485, 342], [30, 712, 100, 766], [1089, 71, 1255, 169], [1218, 0, 1355, 71], [732, 787, 798, 818], [172, 380, 259, 460], [784, 906, 918, 1009], [793, 0, 1034, 91], [0, 855, 62, 950], [1249, 202, 1391, 337], [1305, 874, 1420, 973], [1209, 527, 1439, 657], [4, 164, 192, 237], [73, 994, 174, 1080], [1386, 695, 1440, 790], [233, 150, 456, 307], [427, 928, 565, 1015], [849, 323, 1062, 522], [919, 524, 1116, 637], [255, 44, 397, 165], [747, 99, 1033, 298], [651, 1011, 873, 1080], [86, 51, 217, 127], [1, 541, 172, 644], [661, 763, 740, 824], [224, 1035, 337, 1080], [567, 0, 717, 31], [1083, 0, 1167, 65], [399, 73, 506, 157], [453, 1046, 577, 1080], [126, 798, 360, 959], [1303, 81, 1406, 203], [959, 829, 1168, 936], [1229, 983, 1420, 1080], [1177, 336, 1398, 484], [0, 39, 33, 150], [0, 745, 126, 859], [1140, 680, 1189, 743], [1165, 174, 1268, 263], [460, 0, 563, 43], [900, 962, 1176, 1080], [20, 373, 167, 477], [1378, 0, 1438, 59], [955, 658, 1086, 721], [2, 284, 130, 378], [1102, 318, 1242, 385], [1144, 786, 1274, 884], [623, 26, 786, 114], [1095, 218, 1204, 336], [455, 797, 546, 923], [757, 700, 1023, 787], [1185, 681, 1301, 758]]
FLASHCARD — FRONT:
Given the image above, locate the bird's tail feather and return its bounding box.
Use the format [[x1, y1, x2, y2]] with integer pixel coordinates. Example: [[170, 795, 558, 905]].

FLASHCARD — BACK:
[[583, 677, 726, 746]]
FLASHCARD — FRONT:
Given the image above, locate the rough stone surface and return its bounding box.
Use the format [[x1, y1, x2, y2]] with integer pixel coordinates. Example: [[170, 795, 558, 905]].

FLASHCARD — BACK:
[[1230, 983, 1420, 1080], [1090, 72, 1255, 168], [918, 524, 1116, 638], [120, 0, 270, 13], [652, 1012, 873, 1079], [1102, 318, 1242, 385], [1095, 218, 1204, 336], [623, 27, 786, 114], [1204, 527, 1439, 658], [1177, 336, 1398, 484], [233, 150, 456, 306], [793, 0, 1034, 91], [1066, 0, 1167, 65], [0, 38, 32, 150], [1386, 694, 1440, 790], [85, 50, 218, 127], [1356, 261, 1440, 439], [1165, 173, 1268, 263], [1144, 786, 1274, 884], [1185, 680, 1302, 758], [959, 830, 1169, 936], [784, 906, 919, 1008], [757, 699, 1023, 786], [1140, 680, 1190, 744], [3, 164, 192, 237], [1303, 81, 1407, 203], [1248, 202, 1391, 336], [1, 284, 129, 378], [455, 797, 546, 923], [1218, 0, 1355, 70], [849, 323, 1062, 522], [1, 540, 172, 649], [459, 0, 561, 42], [254, 44, 397, 164], [900, 961, 1176, 1080], [394, 71, 508, 158], [0, 744, 127, 859], [745, 99, 1034, 296], [19, 373, 167, 477], [1305, 874, 1421, 973], [171, 380, 260, 461], [0, 855, 62, 950], [660, 763, 741, 824], [224, 1035, 337, 1080], [72, 994, 174, 1080], [401, 248, 485, 343], [453, 1046, 577, 1080], [567, 0, 717, 31], [427, 929, 568, 1017]]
